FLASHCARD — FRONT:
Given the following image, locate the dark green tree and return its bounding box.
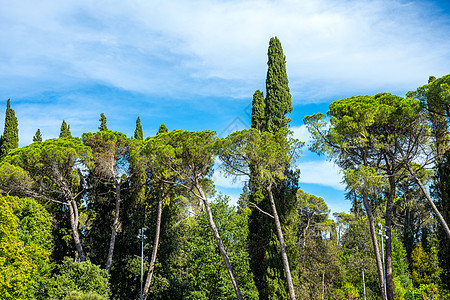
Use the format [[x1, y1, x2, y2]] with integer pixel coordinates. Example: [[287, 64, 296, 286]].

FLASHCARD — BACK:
[[247, 37, 299, 299], [99, 113, 108, 131], [265, 37, 292, 133], [33, 129, 42, 142], [432, 150, 450, 289], [251, 90, 265, 133], [0, 99, 19, 160], [134, 116, 143, 140], [59, 120, 71, 138], [158, 124, 168, 134], [82, 130, 134, 274]]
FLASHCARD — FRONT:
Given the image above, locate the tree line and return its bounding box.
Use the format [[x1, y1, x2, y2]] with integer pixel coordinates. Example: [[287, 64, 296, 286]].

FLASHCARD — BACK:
[[0, 37, 449, 299]]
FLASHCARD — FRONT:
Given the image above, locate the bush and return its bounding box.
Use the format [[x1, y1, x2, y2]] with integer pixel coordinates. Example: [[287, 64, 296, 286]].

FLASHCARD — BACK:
[[48, 257, 110, 299]]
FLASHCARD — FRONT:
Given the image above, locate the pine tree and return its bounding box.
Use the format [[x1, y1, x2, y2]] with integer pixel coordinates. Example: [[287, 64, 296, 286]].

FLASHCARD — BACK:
[[265, 37, 293, 133], [33, 129, 42, 142], [251, 90, 265, 133], [99, 113, 108, 131], [59, 120, 71, 138], [134, 117, 143, 140], [0, 99, 19, 160]]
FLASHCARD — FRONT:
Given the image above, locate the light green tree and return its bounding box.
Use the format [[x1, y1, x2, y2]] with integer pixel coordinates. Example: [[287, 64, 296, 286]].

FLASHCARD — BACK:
[[0, 137, 93, 261], [48, 257, 110, 299], [0, 195, 53, 299]]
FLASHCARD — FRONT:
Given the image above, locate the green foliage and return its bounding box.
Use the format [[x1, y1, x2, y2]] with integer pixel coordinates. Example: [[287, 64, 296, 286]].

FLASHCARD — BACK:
[[335, 282, 360, 299], [218, 128, 302, 189], [98, 113, 108, 131], [60, 120, 72, 138], [265, 37, 292, 133], [158, 123, 168, 134], [48, 257, 110, 299], [339, 216, 384, 299], [0, 137, 93, 196], [134, 116, 143, 140], [0, 99, 19, 160], [0, 195, 53, 299], [251, 90, 265, 133], [82, 130, 132, 266], [33, 128, 42, 142], [411, 243, 441, 287], [65, 291, 107, 300], [187, 195, 258, 299], [407, 74, 450, 157], [432, 149, 450, 289]]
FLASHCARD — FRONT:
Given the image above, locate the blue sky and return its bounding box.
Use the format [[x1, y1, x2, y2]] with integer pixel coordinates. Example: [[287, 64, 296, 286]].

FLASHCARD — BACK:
[[1, 0, 450, 213]]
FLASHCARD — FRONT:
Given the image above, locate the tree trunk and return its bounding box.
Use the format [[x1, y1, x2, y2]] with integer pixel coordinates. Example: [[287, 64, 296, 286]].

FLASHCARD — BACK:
[[196, 181, 244, 300], [385, 176, 395, 300], [267, 187, 296, 300], [362, 189, 386, 299], [143, 182, 164, 300], [67, 198, 86, 261], [406, 163, 450, 240], [105, 182, 122, 274]]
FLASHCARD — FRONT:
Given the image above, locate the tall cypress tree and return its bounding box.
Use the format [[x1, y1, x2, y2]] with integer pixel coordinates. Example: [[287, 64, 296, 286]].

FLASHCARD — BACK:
[[265, 37, 293, 133], [134, 117, 143, 140], [59, 120, 71, 138], [248, 37, 299, 299], [99, 113, 108, 131], [33, 129, 42, 142], [0, 99, 19, 160]]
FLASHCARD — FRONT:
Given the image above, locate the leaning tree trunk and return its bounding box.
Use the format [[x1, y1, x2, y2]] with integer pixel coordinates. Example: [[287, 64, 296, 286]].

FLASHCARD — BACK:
[[142, 182, 164, 300], [67, 197, 86, 262], [267, 186, 296, 300], [195, 181, 244, 300], [362, 189, 386, 299], [105, 182, 122, 274], [406, 163, 450, 240]]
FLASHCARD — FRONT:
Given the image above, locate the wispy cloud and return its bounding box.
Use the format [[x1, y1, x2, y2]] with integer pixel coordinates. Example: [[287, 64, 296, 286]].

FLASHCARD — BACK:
[[299, 160, 345, 190], [1, 0, 449, 103]]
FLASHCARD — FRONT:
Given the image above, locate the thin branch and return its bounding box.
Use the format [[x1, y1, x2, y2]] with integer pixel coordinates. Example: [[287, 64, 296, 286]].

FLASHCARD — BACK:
[[248, 201, 274, 219]]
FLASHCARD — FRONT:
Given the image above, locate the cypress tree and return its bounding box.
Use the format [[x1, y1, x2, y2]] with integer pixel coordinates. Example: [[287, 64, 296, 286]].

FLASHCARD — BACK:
[[248, 37, 299, 299], [99, 113, 108, 131], [33, 129, 42, 142], [265, 37, 293, 133], [251, 90, 265, 133], [134, 117, 143, 140], [158, 124, 168, 134], [59, 120, 71, 138], [0, 99, 19, 159]]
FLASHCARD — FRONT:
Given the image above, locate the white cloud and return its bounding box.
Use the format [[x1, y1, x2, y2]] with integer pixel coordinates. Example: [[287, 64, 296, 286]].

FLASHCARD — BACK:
[[298, 160, 345, 190], [211, 166, 246, 189], [291, 125, 311, 144], [1, 0, 449, 102]]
